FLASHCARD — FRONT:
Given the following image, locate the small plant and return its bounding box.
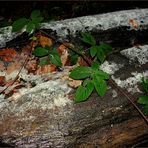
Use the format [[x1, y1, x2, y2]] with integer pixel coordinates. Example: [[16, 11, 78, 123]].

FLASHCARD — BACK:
[[12, 10, 44, 34], [69, 32, 112, 102], [137, 77, 148, 115], [80, 32, 112, 63], [33, 46, 62, 67], [70, 61, 109, 102]]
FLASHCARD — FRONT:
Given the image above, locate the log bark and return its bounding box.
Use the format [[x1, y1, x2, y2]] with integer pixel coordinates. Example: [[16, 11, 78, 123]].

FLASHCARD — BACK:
[[0, 9, 148, 147]]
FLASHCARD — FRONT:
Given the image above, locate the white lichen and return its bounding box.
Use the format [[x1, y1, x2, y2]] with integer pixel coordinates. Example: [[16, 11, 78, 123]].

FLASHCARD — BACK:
[[100, 61, 124, 74], [112, 71, 148, 93], [112, 90, 118, 98], [120, 45, 148, 65], [1, 9, 148, 48]]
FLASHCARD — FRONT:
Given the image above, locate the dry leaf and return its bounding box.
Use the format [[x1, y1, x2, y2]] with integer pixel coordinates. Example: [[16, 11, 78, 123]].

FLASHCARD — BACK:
[[129, 19, 139, 29], [0, 76, 5, 86], [6, 61, 21, 74], [57, 44, 69, 66], [77, 57, 89, 66], [61, 74, 82, 88], [37, 64, 57, 74], [68, 79, 82, 88], [0, 48, 17, 62], [0, 61, 5, 71], [26, 59, 38, 74], [39, 35, 53, 47]]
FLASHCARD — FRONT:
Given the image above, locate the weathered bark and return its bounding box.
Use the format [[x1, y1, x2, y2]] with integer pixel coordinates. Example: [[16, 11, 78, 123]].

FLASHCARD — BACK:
[[0, 9, 148, 147]]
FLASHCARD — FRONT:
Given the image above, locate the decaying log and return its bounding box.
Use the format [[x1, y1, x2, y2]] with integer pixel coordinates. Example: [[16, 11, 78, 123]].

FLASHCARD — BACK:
[[0, 9, 148, 147]]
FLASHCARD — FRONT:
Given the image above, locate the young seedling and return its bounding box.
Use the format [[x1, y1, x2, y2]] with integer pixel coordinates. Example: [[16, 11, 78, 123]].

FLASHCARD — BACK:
[[12, 10, 44, 35], [69, 32, 112, 102], [33, 45, 62, 67], [138, 77, 148, 115]]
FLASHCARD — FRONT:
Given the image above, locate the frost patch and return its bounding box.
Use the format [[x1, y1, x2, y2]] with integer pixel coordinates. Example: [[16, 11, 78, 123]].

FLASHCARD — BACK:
[[112, 71, 148, 93], [120, 45, 148, 65], [100, 61, 124, 74]]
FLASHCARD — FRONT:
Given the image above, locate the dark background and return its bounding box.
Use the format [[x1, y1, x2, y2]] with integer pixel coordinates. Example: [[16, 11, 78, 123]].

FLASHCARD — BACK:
[[0, 1, 148, 27]]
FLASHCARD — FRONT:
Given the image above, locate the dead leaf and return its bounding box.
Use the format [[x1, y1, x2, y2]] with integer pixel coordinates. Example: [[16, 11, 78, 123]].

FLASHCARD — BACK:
[[0, 48, 17, 62], [39, 35, 53, 47], [0, 76, 5, 86], [129, 19, 139, 29], [68, 79, 82, 88], [37, 64, 57, 74], [77, 57, 89, 66], [0, 61, 5, 71], [26, 59, 38, 74], [6, 61, 21, 74], [61, 74, 82, 88], [57, 44, 69, 66]]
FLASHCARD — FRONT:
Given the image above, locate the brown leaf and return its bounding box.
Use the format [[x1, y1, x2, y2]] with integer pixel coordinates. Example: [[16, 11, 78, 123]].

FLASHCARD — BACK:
[[57, 44, 69, 66], [0, 61, 5, 71], [37, 64, 57, 74], [0, 76, 5, 86], [129, 19, 139, 29], [26, 59, 38, 74], [0, 48, 17, 62], [77, 57, 89, 66], [68, 79, 82, 88], [39, 35, 53, 47], [6, 61, 21, 74]]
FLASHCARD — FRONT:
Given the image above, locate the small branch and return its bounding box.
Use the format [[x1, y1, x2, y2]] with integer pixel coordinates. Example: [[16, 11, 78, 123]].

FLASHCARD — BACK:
[[109, 79, 148, 124]]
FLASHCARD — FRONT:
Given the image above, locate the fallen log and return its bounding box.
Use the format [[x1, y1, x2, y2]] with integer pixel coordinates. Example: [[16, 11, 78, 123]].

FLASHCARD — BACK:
[[0, 9, 148, 147]]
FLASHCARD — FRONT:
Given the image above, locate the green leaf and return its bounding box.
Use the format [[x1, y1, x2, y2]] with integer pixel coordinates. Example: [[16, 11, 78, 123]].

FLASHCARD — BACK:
[[97, 48, 105, 63], [95, 70, 110, 79], [141, 77, 148, 93], [138, 96, 148, 105], [44, 45, 51, 51], [26, 21, 35, 34], [69, 66, 92, 80], [144, 105, 148, 115], [90, 46, 97, 57], [70, 54, 79, 65], [31, 10, 43, 24], [32, 17, 44, 24], [12, 18, 28, 32], [31, 10, 42, 19], [69, 50, 78, 64], [75, 81, 94, 103], [91, 61, 100, 70], [49, 51, 62, 67], [75, 85, 86, 102], [29, 36, 37, 41], [99, 43, 112, 53], [93, 75, 107, 97], [80, 32, 96, 46], [85, 81, 94, 97], [33, 47, 48, 57], [39, 58, 49, 65]]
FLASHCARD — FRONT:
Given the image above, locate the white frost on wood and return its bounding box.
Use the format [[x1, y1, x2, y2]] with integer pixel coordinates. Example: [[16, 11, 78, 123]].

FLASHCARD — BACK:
[[100, 61, 124, 74], [112, 71, 148, 93], [120, 45, 148, 65]]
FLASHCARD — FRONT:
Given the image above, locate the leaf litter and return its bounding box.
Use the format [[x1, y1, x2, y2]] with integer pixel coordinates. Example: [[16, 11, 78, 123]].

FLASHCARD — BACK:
[[0, 33, 80, 102]]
